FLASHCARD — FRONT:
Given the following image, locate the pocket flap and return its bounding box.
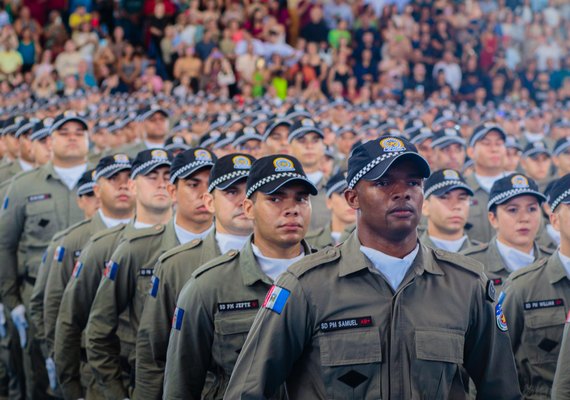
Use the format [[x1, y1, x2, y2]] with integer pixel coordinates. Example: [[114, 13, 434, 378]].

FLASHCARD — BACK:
[[415, 329, 464, 364], [214, 314, 256, 335], [527, 309, 566, 329], [26, 199, 55, 215], [320, 328, 382, 367]]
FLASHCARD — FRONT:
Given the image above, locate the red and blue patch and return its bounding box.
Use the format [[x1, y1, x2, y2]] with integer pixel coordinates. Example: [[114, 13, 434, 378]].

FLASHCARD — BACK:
[[149, 275, 159, 298], [105, 261, 119, 281], [54, 246, 65, 263], [72, 262, 83, 278], [263, 285, 290, 315], [172, 307, 185, 330]]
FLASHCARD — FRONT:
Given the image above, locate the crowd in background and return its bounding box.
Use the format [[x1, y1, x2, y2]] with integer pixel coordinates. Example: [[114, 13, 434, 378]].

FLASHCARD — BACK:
[[0, 0, 568, 105]]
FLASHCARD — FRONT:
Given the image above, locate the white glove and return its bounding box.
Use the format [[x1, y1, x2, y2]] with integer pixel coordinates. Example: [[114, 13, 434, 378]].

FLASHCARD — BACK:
[[45, 357, 57, 390], [10, 304, 28, 348], [0, 304, 6, 338]]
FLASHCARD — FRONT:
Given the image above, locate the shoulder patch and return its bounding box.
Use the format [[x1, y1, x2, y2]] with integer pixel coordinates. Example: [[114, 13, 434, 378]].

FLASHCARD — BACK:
[[509, 257, 548, 281], [126, 224, 165, 242], [90, 223, 126, 243], [192, 249, 240, 278], [288, 247, 340, 278], [432, 248, 485, 277], [158, 238, 203, 263], [461, 242, 489, 256], [65, 217, 93, 233]]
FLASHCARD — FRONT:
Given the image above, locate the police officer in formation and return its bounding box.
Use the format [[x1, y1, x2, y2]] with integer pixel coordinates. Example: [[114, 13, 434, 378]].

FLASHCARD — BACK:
[[0, 96, 570, 400]]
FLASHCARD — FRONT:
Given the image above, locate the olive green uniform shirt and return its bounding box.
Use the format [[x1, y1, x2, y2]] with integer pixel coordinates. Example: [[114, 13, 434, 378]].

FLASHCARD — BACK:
[[306, 224, 336, 249], [0, 160, 22, 185], [552, 319, 570, 400], [29, 230, 68, 358], [163, 238, 312, 400], [462, 237, 554, 292], [0, 163, 84, 310], [85, 221, 179, 400], [503, 252, 570, 399], [43, 212, 106, 358], [135, 229, 221, 400], [225, 232, 522, 399], [465, 174, 494, 244], [54, 222, 133, 400], [309, 179, 331, 231]]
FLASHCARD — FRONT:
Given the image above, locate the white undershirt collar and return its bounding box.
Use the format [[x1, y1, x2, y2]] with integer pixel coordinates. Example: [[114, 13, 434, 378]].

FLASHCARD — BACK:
[[54, 164, 88, 190], [429, 235, 467, 253], [558, 251, 570, 280], [251, 243, 304, 281], [174, 222, 214, 245], [360, 244, 420, 292], [215, 232, 249, 254], [496, 239, 535, 272], [98, 209, 131, 228]]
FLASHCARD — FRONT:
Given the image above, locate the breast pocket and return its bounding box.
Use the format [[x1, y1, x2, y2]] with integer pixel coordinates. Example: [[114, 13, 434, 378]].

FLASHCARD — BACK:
[[319, 328, 382, 400], [25, 199, 57, 243], [213, 312, 257, 376], [411, 329, 464, 400], [524, 309, 566, 365]]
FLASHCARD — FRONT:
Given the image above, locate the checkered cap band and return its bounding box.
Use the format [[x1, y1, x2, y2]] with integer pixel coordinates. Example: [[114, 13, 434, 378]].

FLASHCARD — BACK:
[[131, 159, 171, 179], [424, 180, 470, 199], [77, 182, 95, 196], [208, 170, 249, 192], [326, 180, 348, 197], [246, 172, 306, 198], [94, 163, 132, 181], [169, 160, 213, 183], [487, 188, 544, 210], [551, 188, 570, 211], [348, 151, 402, 189]]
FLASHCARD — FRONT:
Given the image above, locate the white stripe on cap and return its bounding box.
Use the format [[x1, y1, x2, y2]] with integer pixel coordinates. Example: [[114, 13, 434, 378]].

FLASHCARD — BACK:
[[246, 172, 306, 199], [207, 170, 249, 192]]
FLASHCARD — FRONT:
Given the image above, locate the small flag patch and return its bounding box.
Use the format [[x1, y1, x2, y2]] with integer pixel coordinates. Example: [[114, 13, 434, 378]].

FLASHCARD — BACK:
[[105, 261, 119, 281], [263, 286, 290, 314], [72, 262, 83, 278], [54, 246, 65, 263], [2, 197, 8, 209], [149, 276, 159, 298], [172, 307, 185, 330]]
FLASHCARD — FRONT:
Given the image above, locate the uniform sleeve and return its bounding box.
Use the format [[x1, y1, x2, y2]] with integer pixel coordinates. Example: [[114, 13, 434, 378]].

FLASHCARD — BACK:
[[29, 241, 58, 358], [44, 234, 78, 358], [163, 277, 214, 400], [0, 182, 26, 310], [552, 322, 570, 400], [224, 271, 313, 399], [135, 262, 173, 400], [54, 242, 104, 400], [462, 278, 522, 400], [502, 281, 526, 390], [85, 243, 134, 399]]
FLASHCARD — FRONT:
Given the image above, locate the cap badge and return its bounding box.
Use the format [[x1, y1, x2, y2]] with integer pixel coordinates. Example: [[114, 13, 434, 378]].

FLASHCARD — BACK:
[[232, 155, 252, 170], [511, 175, 529, 189], [173, 136, 184, 144], [91, 170, 96, 180], [273, 157, 295, 172], [151, 149, 168, 160], [301, 119, 315, 127], [444, 128, 457, 136], [379, 137, 406, 152], [114, 154, 130, 163], [443, 170, 460, 180], [194, 149, 212, 161]]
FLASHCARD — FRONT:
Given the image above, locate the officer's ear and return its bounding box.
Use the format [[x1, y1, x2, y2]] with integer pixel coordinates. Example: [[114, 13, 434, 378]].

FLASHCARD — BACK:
[[488, 207, 499, 230], [243, 196, 255, 221], [166, 181, 177, 200], [93, 182, 102, 201], [203, 191, 215, 214], [128, 178, 137, 197], [344, 187, 359, 210], [550, 207, 561, 231], [466, 146, 475, 160], [422, 196, 430, 217]]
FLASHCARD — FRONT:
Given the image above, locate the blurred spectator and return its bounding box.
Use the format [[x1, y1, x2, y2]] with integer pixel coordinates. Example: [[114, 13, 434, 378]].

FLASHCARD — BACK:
[[69, 6, 92, 30], [55, 40, 84, 78]]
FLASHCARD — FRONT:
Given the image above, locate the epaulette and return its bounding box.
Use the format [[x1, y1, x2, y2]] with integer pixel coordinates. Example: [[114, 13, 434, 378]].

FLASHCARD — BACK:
[[125, 224, 165, 242], [193, 249, 239, 278], [288, 247, 340, 278], [461, 242, 489, 256], [538, 244, 555, 256], [90, 223, 126, 243], [158, 238, 203, 263], [510, 257, 548, 281], [10, 167, 38, 182], [305, 227, 325, 239], [63, 217, 92, 235], [432, 248, 484, 277], [52, 226, 73, 243]]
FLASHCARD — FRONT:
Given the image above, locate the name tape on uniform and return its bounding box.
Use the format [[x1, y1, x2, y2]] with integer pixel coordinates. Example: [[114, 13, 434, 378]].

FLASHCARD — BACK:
[[27, 193, 51, 203], [320, 316, 373, 333], [218, 300, 259, 312], [523, 299, 564, 311]]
